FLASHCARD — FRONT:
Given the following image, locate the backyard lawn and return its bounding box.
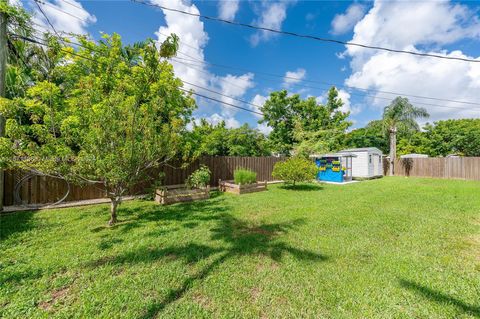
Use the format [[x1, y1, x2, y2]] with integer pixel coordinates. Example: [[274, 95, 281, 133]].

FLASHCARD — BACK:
[[1, 177, 479, 318]]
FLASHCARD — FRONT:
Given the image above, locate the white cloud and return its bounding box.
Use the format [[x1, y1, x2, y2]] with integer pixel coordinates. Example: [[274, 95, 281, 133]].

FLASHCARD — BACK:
[[257, 122, 273, 135], [331, 4, 365, 35], [250, 1, 293, 46], [154, 0, 256, 125], [250, 94, 267, 118], [218, 0, 240, 20], [344, 0, 480, 122], [31, 0, 96, 34], [337, 89, 361, 115], [283, 68, 306, 87], [204, 113, 240, 129], [211, 73, 255, 116]]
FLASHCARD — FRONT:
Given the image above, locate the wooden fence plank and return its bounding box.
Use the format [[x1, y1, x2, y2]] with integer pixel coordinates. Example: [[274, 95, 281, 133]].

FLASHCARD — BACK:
[[384, 157, 480, 181], [3, 156, 286, 206]]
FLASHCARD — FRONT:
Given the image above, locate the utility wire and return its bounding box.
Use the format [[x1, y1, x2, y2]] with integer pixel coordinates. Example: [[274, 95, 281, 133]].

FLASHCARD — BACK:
[[34, 0, 87, 22], [12, 33, 480, 116], [9, 33, 264, 117], [33, 0, 62, 39], [28, 10, 480, 107], [58, 0, 84, 11], [172, 56, 480, 107], [181, 79, 262, 111], [179, 88, 263, 116], [171, 58, 480, 111], [131, 0, 480, 64]]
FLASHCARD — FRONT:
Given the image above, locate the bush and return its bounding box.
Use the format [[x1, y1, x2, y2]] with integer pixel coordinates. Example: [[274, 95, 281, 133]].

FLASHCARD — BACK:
[[186, 165, 211, 189], [272, 157, 318, 186], [233, 168, 257, 185]]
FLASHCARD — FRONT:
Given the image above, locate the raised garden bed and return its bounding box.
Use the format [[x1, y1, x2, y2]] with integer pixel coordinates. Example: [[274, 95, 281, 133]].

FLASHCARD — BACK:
[[155, 184, 210, 205], [219, 179, 267, 195]]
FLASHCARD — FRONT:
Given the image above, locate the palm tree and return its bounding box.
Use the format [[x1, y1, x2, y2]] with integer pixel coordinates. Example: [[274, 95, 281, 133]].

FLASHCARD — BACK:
[[383, 97, 429, 176]]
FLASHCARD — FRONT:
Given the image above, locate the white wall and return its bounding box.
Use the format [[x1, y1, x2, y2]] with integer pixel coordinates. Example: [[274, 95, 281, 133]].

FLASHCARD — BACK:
[[350, 151, 384, 178], [351, 152, 369, 177]]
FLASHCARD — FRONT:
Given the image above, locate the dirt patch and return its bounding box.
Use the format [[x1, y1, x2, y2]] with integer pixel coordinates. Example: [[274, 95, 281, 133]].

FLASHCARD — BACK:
[[251, 287, 261, 302], [256, 257, 279, 272], [192, 292, 212, 309], [238, 226, 281, 238], [89, 255, 117, 267], [38, 286, 70, 311]]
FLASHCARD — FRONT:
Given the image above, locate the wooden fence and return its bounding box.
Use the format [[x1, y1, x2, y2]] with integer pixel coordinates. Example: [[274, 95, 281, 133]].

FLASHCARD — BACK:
[[3, 156, 285, 206], [384, 157, 480, 180]]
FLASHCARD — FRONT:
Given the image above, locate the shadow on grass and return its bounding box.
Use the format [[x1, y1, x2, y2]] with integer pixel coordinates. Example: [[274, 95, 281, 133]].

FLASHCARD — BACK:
[[90, 195, 228, 235], [279, 183, 323, 191], [0, 211, 36, 242], [87, 200, 328, 318], [399, 279, 480, 317]]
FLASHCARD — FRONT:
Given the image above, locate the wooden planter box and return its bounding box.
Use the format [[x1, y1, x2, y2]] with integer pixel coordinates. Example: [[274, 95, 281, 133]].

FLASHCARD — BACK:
[[219, 180, 267, 195], [155, 184, 210, 205]]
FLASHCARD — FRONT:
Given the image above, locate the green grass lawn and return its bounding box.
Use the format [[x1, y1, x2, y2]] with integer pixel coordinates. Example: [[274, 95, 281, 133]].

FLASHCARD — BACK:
[[1, 177, 479, 318]]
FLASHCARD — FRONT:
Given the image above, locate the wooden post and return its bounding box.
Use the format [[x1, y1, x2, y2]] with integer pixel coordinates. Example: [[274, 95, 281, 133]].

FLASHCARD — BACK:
[[0, 2, 7, 210]]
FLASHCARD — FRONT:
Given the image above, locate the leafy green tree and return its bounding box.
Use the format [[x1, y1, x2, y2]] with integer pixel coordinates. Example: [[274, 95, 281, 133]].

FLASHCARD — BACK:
[[188, 120, 270, 157], [382, 97, 429, 175], [344, 120, 389, 154], [260, 87, 351, 155], [1, 33, 195, 225], [422, 119, 480, 156], [272, 157, 318, 186], [227, 124, 271, 156]]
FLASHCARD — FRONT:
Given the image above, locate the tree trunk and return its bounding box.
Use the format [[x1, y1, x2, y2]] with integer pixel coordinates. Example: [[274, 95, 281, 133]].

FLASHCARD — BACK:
[[0, 3, 8, 211], [389, 127, 397, 176], [108, 198, 119, 226]]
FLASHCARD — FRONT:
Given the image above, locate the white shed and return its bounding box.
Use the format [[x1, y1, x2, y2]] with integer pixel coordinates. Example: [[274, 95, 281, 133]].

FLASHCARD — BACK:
[[339, 147, 383, 179]]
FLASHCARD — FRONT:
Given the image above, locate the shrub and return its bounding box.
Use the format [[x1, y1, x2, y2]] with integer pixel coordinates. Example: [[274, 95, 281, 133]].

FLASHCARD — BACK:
[[186, 165, 211, 189], [272, 157, 318, 186], [233, 168, 257, 185]]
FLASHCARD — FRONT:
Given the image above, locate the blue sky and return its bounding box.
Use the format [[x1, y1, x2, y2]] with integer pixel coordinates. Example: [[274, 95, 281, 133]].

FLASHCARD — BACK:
[[22, 0, 480, 132]]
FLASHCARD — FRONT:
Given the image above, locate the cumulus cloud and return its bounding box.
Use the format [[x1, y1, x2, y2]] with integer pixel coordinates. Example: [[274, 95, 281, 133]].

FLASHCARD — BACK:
[[250, 1, 293, 46], [331, 4, 365, 35], [218, 0, 240, 20], [31, 0, 96, 34], [343, 0, 480, 121], [153, 0, 255, 123], [257, 122, 273, 135], [250, 94, 268, 118], [283, 68, 306, 87], [204, 113, 241, 129], [337, 89, 361, 115]]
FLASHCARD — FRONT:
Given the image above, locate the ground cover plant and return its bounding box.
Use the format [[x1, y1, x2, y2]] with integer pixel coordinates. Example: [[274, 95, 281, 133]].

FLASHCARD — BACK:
[[1, 177, 479, 318], [233, 168, 257, 185]]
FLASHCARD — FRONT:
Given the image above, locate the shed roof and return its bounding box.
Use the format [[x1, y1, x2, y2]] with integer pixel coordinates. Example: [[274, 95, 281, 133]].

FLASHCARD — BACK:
[[340, 147, 383, 154], [309, 152, 357, 158]]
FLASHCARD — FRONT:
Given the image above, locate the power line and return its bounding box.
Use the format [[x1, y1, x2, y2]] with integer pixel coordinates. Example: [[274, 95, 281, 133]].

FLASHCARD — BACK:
[[131, 0, 480, 64], [33, 0, 61, 39], [9, 33, 264, 117], [171, 58, 480, 111], [179, 87, 263, 116], [181, 79, 261, 111], [30, 7, 480, 108], [34, 0, 87, 22], [172, 56, 480, 107], [58, 0, 84, 11], [10, 33, 97, 62], [13, 33, 480, 116]]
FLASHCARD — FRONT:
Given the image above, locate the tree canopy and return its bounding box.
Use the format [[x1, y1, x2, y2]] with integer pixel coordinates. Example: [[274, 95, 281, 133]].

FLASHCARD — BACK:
[[260, 87, 352, 156], [187, 119, 271, 157], [0, 32, 195, 224]]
